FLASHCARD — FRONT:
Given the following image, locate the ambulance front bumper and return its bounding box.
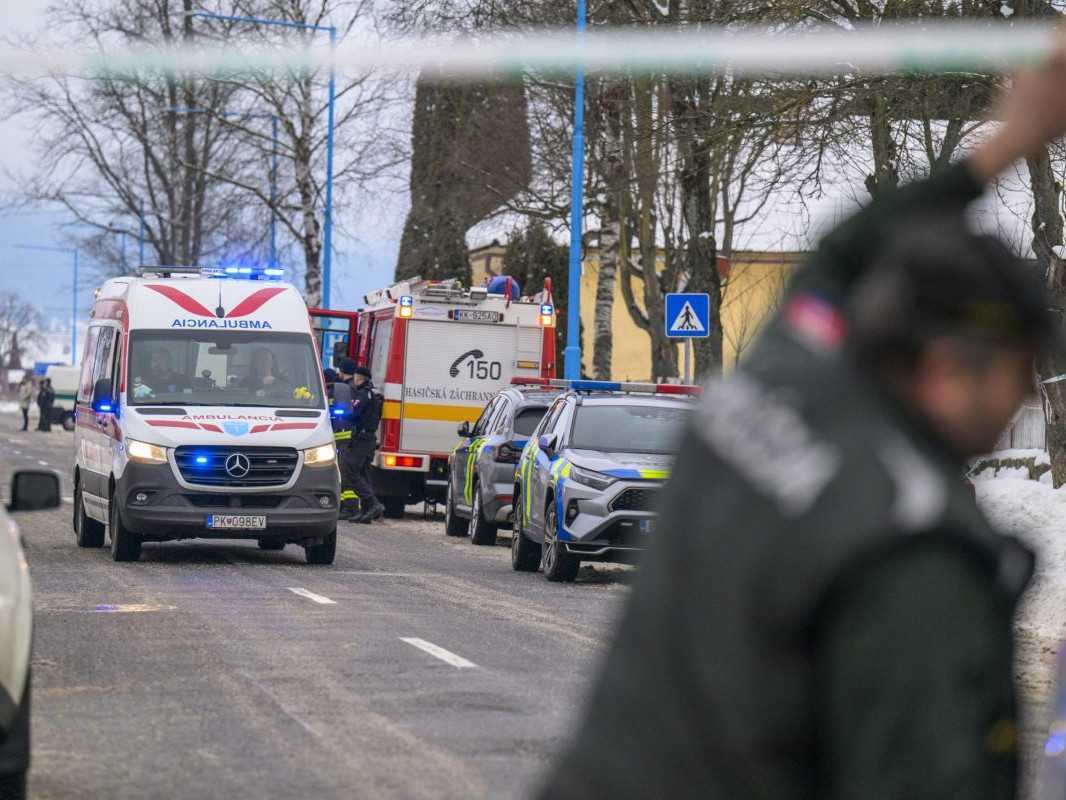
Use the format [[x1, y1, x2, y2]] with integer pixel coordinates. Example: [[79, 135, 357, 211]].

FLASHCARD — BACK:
[[116, 461, 339, 541]]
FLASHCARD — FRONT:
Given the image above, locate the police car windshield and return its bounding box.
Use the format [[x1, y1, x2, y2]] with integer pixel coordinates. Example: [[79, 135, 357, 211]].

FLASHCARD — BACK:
[[569, 403, 690, 454], [127, 330, 325, 409]]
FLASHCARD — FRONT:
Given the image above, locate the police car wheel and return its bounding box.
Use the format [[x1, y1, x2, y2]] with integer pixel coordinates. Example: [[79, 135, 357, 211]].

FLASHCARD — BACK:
[[468, 487, 498, 546], [304, 529, 337, 565], [257, 539, 285, 551], [541, 504, 579, 583], [444, 483, 466, 537], [109, 497, 142, 562], [511, 521, 541, 572], [74, 480, 105, 548]]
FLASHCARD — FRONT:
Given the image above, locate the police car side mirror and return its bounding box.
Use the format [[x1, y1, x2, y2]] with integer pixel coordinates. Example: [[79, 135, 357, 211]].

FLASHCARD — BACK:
[[8, 470, 61, 512], [91, 378, 116, 415], [539, 433, 558, 458], [457, 421, 471, 438]]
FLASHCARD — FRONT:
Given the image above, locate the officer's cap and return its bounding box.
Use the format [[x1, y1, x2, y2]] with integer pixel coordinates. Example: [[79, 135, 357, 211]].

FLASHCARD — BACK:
[[338, 358, 358, 375], [850, 216, 1062, 358]]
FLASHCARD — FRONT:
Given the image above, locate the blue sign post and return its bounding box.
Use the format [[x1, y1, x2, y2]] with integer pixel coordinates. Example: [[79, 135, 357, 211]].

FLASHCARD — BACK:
[[665, 293, 711, 384]]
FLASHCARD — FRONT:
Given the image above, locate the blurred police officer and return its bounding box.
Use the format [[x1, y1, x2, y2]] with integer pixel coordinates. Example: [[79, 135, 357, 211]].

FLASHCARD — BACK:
[[336, 358, 385, 524], [537, 44, 1066, 800]]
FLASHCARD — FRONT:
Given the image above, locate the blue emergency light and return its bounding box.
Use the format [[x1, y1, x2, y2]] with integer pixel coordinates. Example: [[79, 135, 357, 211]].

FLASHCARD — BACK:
[[95, 403, 113, 413], [331, 407, 346, 417], [194, 456, 209, 465], [203, 266, 285, 281]]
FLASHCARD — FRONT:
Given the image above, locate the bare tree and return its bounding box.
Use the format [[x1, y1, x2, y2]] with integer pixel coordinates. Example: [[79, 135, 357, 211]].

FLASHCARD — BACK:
[[13, 0, 260, 274], [0, 292, 44, 388], [192, 0, 406, 304]]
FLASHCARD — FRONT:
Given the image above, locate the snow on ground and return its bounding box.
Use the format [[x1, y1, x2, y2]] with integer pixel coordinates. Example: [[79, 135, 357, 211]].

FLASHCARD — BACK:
[[0, 402, 18, 414], [978, 479, 1066, 705]]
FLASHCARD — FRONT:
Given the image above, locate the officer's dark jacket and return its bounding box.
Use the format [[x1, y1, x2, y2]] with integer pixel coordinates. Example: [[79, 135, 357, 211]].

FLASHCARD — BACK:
[[351, 382, 382, 435], [538, 163, 1035, 800]]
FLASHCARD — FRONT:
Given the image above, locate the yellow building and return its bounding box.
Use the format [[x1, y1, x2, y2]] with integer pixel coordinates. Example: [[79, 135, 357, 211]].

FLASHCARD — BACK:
[[469, 244, 806, 381]]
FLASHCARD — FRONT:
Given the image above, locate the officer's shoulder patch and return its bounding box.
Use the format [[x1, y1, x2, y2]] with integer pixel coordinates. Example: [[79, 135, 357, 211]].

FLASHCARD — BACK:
[[696, 374, 840, 517]]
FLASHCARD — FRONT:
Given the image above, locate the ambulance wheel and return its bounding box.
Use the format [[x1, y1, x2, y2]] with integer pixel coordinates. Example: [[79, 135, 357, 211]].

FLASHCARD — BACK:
[[542, 503, 579, 583], [109, 498, 142, 562], [382, 497, 406, 519], [468, 487, 498, 546], [74, 480, 105, 548], [444, 483, 466, 537], [257, 539, 285, 551], [304, 529, 337, 565]]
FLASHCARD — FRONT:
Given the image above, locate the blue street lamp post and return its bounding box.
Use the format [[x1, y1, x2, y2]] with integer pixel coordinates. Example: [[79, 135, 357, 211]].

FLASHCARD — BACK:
[[189, 10, 337, 307], [14, 244, 79, 364], [171, 106, 280, 266], [565, 0, 587, 380]]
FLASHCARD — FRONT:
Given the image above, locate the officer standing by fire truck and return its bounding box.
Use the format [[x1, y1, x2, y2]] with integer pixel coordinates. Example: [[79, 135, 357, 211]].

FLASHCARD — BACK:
[[335, 359, 385, 524]]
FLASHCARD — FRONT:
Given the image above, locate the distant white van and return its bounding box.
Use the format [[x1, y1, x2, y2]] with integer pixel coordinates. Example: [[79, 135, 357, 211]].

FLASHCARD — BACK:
[[44, 365, 79, 431], [72, 267, 340, 564]]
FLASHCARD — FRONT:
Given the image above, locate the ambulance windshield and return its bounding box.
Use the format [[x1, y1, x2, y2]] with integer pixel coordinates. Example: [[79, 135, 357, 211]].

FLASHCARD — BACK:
[[127, 330, 325, 409]]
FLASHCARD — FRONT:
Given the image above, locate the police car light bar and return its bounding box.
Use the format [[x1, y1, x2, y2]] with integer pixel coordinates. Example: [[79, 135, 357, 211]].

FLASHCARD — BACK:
[[511, 377, 702, 396]]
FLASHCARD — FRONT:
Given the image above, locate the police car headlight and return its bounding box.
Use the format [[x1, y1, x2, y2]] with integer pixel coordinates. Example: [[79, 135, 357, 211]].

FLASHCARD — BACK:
[[303, 444, 337, 467], [569, 465, 616, 492], [127, 439, 168, 465]]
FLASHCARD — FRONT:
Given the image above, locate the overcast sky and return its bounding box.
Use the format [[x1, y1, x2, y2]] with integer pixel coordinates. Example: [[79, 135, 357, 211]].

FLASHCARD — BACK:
[[0, 1, 405, 327]]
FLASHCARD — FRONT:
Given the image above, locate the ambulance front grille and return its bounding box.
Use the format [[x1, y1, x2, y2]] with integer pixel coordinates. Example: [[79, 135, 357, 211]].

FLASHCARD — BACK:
[[173, 446, 299, 488]]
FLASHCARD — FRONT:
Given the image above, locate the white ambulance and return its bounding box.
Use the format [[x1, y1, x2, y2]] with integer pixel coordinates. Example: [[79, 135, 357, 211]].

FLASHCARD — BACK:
[[72, 266, 340, 564], [355, 277, 556, 517]]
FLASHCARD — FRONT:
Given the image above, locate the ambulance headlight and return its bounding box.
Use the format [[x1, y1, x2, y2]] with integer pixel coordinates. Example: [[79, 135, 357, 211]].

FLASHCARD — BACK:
[[127, 439, 168, 465], [303, 444, 337, 467]]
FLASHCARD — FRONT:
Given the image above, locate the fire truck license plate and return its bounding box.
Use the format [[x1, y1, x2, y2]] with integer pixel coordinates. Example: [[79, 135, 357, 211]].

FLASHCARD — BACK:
[[449, 309, 503, 323], [206, 514, 267, 530]]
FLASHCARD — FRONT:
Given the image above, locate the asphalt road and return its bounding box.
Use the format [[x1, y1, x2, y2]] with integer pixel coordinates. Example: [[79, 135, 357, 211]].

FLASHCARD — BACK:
[[0, 415, 631, 800]]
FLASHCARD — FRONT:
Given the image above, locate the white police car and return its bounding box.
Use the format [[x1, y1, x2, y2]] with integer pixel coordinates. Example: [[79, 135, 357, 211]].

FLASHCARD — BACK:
[[511, 379, 699, 582]]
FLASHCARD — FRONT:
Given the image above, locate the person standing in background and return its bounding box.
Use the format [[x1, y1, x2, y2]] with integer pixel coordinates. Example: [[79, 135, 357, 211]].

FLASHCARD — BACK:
[[36, 378, 54, 432], [16, 375, 33, 431]]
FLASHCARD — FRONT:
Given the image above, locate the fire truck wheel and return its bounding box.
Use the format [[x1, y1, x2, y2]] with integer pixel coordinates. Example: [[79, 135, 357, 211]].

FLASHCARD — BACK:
[[382, 497, 406, 519], [444, 483, 467, 536], [468, 487, 498, 546]]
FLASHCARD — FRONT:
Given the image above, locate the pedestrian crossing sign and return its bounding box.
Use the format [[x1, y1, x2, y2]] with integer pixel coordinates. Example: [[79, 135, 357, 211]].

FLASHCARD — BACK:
[[665, 293, 711, 338]]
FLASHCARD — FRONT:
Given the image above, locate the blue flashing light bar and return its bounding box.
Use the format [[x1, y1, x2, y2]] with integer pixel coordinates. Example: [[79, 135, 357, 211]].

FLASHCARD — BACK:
[[95, 403, 113, 413], [202, 266, 285, 281], [510, 377, 702, 396], [331, 407, 346, 417]]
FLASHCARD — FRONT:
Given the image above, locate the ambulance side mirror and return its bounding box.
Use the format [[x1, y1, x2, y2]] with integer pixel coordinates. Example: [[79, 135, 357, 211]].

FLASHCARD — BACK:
[[457, 421, 471, 438], [539, 433, 557, 459], [91, 378, 116, 415]]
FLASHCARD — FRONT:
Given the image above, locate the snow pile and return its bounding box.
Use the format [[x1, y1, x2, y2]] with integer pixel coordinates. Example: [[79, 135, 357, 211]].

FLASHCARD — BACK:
[[0, 402, 19, 414], [978, 479, 1066, 701]]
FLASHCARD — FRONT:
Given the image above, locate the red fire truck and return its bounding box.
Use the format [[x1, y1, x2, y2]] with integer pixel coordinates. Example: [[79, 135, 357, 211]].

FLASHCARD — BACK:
[[335, 277, 555, 517]]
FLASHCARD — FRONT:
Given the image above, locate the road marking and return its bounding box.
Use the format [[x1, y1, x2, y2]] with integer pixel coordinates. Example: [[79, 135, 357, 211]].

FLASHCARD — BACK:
[[62, 496, 74, 504], [286, 587, 337, 605], [11, 451, 20, 456], [37, 460, 49, 467], [93, 604, 174, 614], [400, 637, 477, 668]]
